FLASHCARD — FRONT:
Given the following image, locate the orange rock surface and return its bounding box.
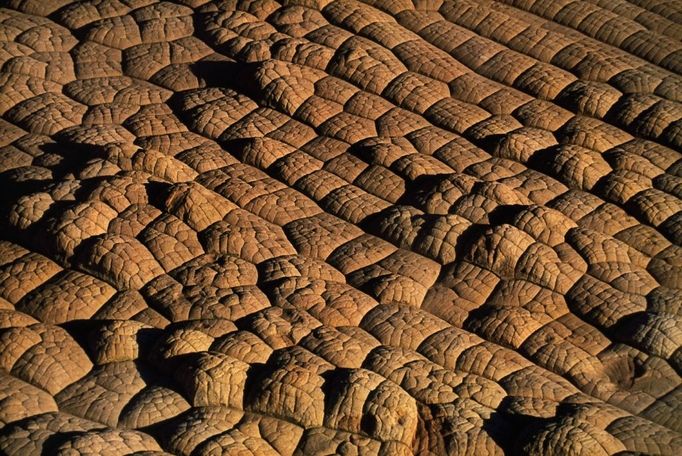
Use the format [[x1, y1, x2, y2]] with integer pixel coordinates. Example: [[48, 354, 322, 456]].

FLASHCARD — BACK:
[[0, 0, 680, 454]]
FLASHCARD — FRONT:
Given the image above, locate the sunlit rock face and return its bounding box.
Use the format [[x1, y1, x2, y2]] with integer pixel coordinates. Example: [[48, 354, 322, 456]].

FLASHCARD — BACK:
[[0, 0, 680, 454]]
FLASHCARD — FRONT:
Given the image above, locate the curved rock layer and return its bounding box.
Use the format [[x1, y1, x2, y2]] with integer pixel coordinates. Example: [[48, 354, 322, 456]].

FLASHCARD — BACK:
[[0, 0, 680, 454]]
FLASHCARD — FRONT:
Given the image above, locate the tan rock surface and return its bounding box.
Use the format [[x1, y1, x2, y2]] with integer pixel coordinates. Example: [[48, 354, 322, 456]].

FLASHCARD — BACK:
[[0, 0, 680, 454]]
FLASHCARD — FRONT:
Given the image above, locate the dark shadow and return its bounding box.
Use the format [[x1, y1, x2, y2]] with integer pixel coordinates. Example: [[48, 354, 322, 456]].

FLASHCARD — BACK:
[[55, 319, 97, 348], [135, 328, 166, 363], [394, 173, 453, 207], [461, 303, 495, 332], [465, 132, 506, 156], [58, 318, 164, 375], [0, 189, 74, 258], [525, 145, 560, 173], [168, 59, 262, 105], [39, 140, 107, 179], [481, 411, 524, 454], [320, 368, 351, 419], [602, 96, 630, 126], [452, 222, 489, 262], [67, 234, 101, 267], [139, 406, 195, 449], [241, 362, 271, 407], [486, 204, 526, 226], [41, 430, 89, 455], [0, 169, 50, 206], [487, 397, 554, 454], [145, 180, 172, 210]]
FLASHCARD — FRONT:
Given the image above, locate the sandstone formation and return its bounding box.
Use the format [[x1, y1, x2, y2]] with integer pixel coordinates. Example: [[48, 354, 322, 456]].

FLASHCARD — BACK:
[[0, 0, 680, 454]]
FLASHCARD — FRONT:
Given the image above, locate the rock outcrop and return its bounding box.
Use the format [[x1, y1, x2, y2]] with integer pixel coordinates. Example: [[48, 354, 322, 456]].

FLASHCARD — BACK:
[[0, 0, 680, 454]]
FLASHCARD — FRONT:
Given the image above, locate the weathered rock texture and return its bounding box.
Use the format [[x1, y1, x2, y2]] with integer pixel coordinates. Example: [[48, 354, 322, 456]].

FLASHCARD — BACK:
[[0, 0, 680, 454]]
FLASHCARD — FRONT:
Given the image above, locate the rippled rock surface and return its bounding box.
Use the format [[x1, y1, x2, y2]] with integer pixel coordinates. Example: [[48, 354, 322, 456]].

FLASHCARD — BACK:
[[0, 0, 680, 454]]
